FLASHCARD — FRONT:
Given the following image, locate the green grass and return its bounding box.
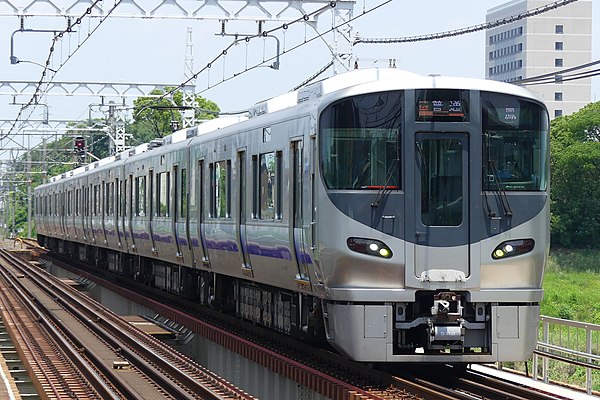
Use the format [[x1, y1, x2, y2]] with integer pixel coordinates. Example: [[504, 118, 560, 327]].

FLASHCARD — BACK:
[[509, 248, 600, 392], [542, 248, 600, 323]]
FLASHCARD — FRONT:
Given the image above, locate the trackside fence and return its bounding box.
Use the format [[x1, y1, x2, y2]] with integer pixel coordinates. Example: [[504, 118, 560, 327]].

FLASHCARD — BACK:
[[532, 316, 600, 395]]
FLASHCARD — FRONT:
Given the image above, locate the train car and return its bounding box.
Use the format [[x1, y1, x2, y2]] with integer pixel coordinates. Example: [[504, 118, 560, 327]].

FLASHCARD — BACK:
[[34, 68, 550, 363]]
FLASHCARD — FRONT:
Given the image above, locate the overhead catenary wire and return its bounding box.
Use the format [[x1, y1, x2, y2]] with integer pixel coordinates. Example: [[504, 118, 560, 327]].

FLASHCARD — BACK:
[[518, 69, 600, 86], [512, 59, 600, 85], [3, 0, 123, 142], [135, 1, 339, 115], [353, 0, 577, 45], [291, 60, 334, 91], [195, 0, 392, 101]]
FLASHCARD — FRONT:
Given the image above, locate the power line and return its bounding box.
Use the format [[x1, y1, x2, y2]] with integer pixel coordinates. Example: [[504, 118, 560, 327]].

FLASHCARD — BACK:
[[518, 69, 600, 86], [291, 61, 334, 91], [196, 0, 392, 100], [354, 0, 577, 45], [3, 0, 122, 142], [512, 59, 600, 85]]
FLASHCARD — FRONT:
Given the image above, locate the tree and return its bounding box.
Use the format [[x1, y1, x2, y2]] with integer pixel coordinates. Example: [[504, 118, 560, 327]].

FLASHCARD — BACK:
[[128, 88, 220, 146], [550, 101, 600, 248]]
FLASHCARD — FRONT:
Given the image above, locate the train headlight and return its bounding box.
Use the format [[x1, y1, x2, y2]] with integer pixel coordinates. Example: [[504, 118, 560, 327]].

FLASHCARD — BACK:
[[347, 237, 393, 259], [492, 239, 535, 260]]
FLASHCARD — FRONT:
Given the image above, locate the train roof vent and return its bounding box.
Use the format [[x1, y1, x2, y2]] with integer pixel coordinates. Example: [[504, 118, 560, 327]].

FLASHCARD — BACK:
[[187, 127, 197, 138], [129, 143, 148, 156], [148, 138, 164, 150]]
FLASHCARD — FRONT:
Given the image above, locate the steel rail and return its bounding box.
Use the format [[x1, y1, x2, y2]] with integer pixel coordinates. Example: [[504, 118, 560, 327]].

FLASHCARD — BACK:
[[0, 250, 121, 399], [5, 248, 250, 400], [44, 251, 417, 400]]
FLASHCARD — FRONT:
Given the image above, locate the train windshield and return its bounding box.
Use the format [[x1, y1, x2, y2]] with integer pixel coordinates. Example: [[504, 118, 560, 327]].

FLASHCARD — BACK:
[[320, 91, 402, 190], [482, 92, 549, 191]]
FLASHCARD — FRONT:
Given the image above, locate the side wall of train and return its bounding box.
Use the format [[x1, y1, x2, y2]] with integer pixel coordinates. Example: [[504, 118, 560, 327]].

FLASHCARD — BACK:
[[34, 68, 550, 363]]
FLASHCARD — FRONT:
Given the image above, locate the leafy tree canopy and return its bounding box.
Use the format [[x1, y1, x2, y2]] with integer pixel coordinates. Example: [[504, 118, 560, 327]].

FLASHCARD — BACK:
[[128, 88, 220, 146], [550, 101, 600, 248], [550, 101, 600, 150]]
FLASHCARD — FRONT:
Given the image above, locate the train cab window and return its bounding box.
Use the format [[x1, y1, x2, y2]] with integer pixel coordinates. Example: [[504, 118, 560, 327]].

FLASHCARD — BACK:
[[320, 91, 402, 190], [157, 172, 170, 217], [482, 92, 549, 191]]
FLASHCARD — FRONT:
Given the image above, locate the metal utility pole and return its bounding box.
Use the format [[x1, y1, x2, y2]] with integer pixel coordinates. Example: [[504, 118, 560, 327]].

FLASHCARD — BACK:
[[107, 100, 129, 156], [182, 27, 196, 129], [27, 150, 32, 238]]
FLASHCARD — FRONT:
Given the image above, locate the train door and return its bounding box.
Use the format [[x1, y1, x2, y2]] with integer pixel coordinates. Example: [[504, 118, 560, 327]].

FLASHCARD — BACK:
[[196, 160, 210, 267], [174, 164, 194, 265], [118, 178, 127, 250], [148, 169, 156, 253], [101, 181, 109, 246], [173, 165, 183, 262], [126, 175, 135, 251], [237, 150, 252, 276], [291, 140, 311, 287], [90, 184, 97, 245], [411, 132, 470, 281], [83, 186, 90, 242], [115, 178, 122, 249]]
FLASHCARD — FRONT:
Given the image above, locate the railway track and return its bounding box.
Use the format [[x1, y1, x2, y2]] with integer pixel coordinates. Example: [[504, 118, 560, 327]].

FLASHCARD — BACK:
[[0, 247, 253, 400], [34, 247, 575, 400]]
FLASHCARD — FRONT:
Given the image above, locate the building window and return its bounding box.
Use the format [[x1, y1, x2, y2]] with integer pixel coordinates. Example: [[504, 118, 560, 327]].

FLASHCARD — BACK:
[[555, 110, 563, 118], [555, 92, 563, 101], [555, 75, 563, 83], [555, 25, 563, 34], [555, 58, 563, 67], [555, 42, 563, 50]]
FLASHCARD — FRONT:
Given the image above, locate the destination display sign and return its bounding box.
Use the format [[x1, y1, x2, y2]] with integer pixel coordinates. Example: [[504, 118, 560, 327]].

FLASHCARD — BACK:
[[416, 89, 469, 122]]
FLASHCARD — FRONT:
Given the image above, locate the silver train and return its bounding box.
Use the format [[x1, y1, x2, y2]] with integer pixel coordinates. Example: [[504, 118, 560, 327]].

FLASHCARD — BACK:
[[34, 68, 550, 363]]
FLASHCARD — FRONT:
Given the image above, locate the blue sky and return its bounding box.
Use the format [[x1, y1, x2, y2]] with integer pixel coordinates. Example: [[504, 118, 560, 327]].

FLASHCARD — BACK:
[[0, 0, 597, 122]]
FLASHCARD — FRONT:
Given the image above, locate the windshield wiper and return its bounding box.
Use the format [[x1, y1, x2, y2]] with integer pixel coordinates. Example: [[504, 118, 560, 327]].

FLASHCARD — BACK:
[[371, 158, 399, 207], [487, 160, 513, 217]]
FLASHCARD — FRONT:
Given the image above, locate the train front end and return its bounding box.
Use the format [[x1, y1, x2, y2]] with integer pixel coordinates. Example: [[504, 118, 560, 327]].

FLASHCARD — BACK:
[[314, 72, 549, 362]]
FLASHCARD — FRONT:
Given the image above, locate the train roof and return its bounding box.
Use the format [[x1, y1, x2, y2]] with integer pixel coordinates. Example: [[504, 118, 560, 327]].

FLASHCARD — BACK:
[[37, 68, 544, 188]]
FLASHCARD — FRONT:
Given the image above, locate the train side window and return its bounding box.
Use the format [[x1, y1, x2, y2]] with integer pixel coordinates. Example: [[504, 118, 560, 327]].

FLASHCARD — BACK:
[[75, 189, 80, 216], [106, 182, 113, 216], [93, 185, 99, 216], [157, 172, 170, 217], [259, 152, 276, 220], [276, 151, 282, 220], [116, 179, 120, 217], [101, 182, 106, 216], [213, 160, 229, 218], [189, 163, 197, 221], [252, 155, 258, 219], [67, 191, 72, 216], [180, 168, 187, 219], [136, 176, 146, 217], [226, 160, 231, 217], [119, 180, 124, 218]]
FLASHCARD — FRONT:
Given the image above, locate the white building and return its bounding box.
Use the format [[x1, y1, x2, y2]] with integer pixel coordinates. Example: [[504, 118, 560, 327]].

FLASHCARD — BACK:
[[486, 0, 592, 118]]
